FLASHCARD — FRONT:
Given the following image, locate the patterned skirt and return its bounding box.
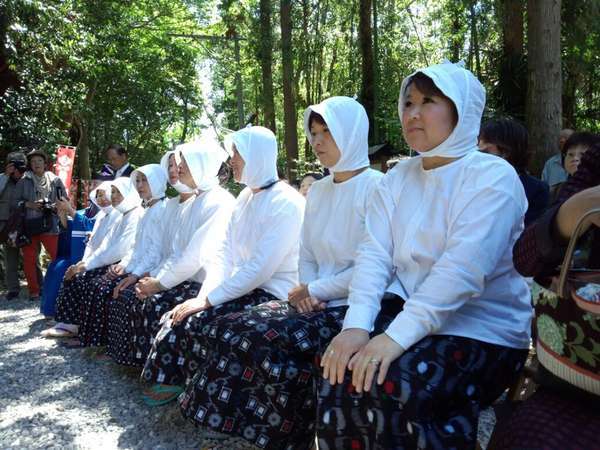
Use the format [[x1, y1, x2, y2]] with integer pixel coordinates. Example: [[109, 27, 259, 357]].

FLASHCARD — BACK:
[[316, 297, 528, 450], [106, 285, 140, 366], [54, 267, 109, 327], [77, 273, 127, 347], [141, 288, 277, 387], [178, 300, 347, 450], [130, 280, 202, 367]]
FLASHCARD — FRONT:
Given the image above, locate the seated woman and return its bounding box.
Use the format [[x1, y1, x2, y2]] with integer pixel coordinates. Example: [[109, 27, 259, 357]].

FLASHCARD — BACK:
[[553, 132, 600, 200], [40, 182, 113, 318], [478, 118, 550, 226], [46, 177, 143, 340], [299, 172, 323, 197], [140, 125, 305, 404], [72, 164, 168, 348], [319, 61, 532, 449], [493, 143, 600, 449], [108, 143, 234, 366], [174, 97, 382, 449]]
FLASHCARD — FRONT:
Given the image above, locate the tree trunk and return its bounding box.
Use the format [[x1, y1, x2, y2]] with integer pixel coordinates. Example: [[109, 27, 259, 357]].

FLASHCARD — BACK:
[[499, 0, 526, 119], [358, 0, 375, 142], [469, 2, 481, 79], [527, 0, 562, 175], [233, 35, 245, 128], [372, 0, 380, 142], [258, 0, 276, 133], [280, 0, 298, 179]]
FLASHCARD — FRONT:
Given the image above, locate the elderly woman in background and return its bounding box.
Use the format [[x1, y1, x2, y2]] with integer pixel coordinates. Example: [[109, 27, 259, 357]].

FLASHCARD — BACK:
[[13, 149, 67, 302], [478, 118, 549, 226]]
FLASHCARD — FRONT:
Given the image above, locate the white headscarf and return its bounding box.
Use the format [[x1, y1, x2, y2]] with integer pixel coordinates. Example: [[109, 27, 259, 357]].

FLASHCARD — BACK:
[[303, 96, 371, 171], [91, 181, 113, 213], [111, 176, 141, 214], [160, 151, 180, 187], [224, 126, 279, 189], [179, 139, 228, 191], [130, 164, 167, 202], [398, 60, 486, 159]]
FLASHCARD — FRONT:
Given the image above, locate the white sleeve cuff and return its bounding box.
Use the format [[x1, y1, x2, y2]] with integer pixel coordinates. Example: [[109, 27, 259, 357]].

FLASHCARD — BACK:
[[342, 304, 379, 333], [206, 287, 227, 307], [384, 312, 430, 351]]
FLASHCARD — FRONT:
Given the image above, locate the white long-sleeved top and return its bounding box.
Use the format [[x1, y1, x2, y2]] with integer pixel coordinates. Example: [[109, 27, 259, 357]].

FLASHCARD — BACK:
[[343, 151, 533, 351], [153, 186, 235, 289], [203, 182, 305, 305], [81, 209, 120, 265], [149, 196, 181, 277], [85, 206, 144, 270], [300, 169, 382, 307], [119, 198, 168, 277]]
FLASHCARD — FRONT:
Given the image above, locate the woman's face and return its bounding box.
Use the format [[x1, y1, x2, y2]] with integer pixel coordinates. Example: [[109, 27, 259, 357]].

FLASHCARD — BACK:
[[178, 154, 197, 188], [310, 121, 341, 168], [135, 172, 152, 200], [564, 144, 588, 176], [29, 155, 46, 175], [95, 190, 111, 208], [167, 154, 179, 185], [230, 145, 245, 183], [478, 139, 505, 158], [299, 175, 317, 197], [111, 186, 123, 207], [401, 83, 456, 152]]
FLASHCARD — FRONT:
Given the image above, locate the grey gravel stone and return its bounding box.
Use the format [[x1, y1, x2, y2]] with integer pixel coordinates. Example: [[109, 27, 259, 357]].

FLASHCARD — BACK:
[[1, 297, 497, 449]]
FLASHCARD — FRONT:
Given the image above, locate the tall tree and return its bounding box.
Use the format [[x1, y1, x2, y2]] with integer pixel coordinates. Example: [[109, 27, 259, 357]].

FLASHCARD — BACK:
[[258, 0, 276, 133], [498, 0, 526, 119], [280, 0, 298, 177], [358, 0, 375, 141], [527, 0, 562, 173]]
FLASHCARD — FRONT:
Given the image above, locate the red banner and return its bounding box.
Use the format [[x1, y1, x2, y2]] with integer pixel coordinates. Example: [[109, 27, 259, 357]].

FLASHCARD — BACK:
[[54, 145, 77, 190]]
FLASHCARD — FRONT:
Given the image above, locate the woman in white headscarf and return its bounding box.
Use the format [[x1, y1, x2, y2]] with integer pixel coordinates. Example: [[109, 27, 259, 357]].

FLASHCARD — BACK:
[[174, 97, 382, 449], [140, 126, 305, 406], [117, 142, 236, 368], [70, 165, 168, 349], [48, 177, 143, 341], [318, 62, 533, 449]]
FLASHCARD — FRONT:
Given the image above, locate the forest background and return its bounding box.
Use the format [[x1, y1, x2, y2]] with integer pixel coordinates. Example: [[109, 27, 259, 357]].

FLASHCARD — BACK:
[[1, 0, 599, 181]]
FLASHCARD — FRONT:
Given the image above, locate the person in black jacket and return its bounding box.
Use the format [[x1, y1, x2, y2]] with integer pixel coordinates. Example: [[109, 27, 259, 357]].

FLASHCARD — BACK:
[[105, 144, 134, 178], [478, 118, 550, 226]]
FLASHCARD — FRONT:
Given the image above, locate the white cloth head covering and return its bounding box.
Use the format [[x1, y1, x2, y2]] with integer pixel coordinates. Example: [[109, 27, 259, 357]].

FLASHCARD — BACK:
[[224, 126, 278, 189], [131, 163, 167, 201], [160, 151, 181, 187], [91, 181, 113, 213], [111, 176, 141, 214], [303, 96, 371, 171], [398, 60, 486, 159], [178, 138, 228, 191]]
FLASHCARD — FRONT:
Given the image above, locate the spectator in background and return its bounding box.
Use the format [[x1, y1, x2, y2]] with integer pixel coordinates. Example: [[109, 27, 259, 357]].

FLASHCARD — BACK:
[[0, 151, 27, 300], [12, 149, 67, 302], [479, 118, 549, 226], [106, 144, 134, 178], [299, 171, 323, 197], [541, 128, 573, 195], [562, 132, 599, 178]]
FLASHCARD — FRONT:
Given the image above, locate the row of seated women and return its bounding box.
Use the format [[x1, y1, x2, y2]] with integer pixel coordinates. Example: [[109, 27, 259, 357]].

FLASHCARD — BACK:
[[41, 61, 597, 450]]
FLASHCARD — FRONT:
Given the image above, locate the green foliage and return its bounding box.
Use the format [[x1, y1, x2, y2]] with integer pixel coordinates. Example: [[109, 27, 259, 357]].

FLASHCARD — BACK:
[[2, 0, 598, 182], [1, 0, 207, 174]]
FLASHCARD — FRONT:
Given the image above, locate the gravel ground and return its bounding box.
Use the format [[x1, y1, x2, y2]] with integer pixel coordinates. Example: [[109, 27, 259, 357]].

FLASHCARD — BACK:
[[0, 295, 496, 449]]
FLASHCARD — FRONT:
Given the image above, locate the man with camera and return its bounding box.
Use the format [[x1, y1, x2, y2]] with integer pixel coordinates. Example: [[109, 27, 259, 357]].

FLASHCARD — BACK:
[[0, 151, 27, 300]]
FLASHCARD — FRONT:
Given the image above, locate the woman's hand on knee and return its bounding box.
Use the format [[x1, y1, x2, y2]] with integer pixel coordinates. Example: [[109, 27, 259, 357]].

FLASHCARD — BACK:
[[321, 328, 370, 386], [171, 297, 211, 325], [292, 296, 326, 313], [112, 275, 138, 299], [349, 333, 405, 393]]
